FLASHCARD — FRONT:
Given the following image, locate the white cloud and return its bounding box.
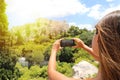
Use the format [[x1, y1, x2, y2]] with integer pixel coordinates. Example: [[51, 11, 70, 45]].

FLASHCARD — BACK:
[[78, 24, 94, 30], [69, 22, 94, 30], [5, 0, 89, 27], [106, 0, 114, 2], [5, 0, 89, 19], [87, 4, 120, 20], [69, 22, 77, 26], [101, 5, 120, 16], [87, 4, 102, 20]]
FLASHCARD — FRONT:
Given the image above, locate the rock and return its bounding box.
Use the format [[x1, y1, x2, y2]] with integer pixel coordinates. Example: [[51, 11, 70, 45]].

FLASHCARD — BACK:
[[18, 57, 28, 66], [72, 60, 98, 79]]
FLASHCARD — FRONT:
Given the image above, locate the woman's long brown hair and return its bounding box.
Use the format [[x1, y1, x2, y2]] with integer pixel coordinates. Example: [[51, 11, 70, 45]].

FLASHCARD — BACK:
[[96, 10, 120, 80]]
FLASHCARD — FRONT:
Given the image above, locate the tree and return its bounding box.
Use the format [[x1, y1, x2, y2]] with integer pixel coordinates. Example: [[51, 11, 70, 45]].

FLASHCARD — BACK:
[[67, 26, 94, 46], [0, 50, 21, 80], [0, 0, 8, 50], [0, 0, 21, 79], [59, 47, 75, 63], [79, 29, 94, 46], [67, 26, 82, 37], [15, 31, 24, 45], [0, 0, 8, 37]]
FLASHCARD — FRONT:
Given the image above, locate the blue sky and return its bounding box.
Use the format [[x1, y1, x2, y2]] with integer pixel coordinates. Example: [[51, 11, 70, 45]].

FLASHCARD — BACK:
[[5, 0, 120, 30]]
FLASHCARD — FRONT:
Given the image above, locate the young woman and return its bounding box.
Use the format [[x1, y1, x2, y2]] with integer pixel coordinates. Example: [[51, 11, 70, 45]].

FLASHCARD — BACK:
[[48, 10, 120, 80]]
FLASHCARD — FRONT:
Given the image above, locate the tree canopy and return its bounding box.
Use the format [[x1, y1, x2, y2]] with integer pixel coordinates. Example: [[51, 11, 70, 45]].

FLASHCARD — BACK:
[[0, 0, 21, 79]]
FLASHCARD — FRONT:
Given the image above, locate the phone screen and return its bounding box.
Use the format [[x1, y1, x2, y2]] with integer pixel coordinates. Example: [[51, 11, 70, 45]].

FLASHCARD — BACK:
[[60, 39, 75, 47]]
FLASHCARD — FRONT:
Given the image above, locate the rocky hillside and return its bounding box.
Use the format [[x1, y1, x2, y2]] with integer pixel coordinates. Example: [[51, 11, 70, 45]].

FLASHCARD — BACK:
[[10, 18, 69, 42]]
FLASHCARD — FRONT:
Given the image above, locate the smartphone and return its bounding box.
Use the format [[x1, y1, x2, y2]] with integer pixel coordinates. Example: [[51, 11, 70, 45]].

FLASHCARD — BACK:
[[60, 39, 76, 47]]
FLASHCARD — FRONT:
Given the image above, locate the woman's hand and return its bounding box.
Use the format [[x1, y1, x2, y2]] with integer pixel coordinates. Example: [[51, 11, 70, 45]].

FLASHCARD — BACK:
[[73, 38, 86, 49], [52, 39, 62, 52], [73, 38, 99, 61]]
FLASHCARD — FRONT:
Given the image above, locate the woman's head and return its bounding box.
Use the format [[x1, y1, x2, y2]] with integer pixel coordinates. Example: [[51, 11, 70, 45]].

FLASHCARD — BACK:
[[95, 10, 120, 80]]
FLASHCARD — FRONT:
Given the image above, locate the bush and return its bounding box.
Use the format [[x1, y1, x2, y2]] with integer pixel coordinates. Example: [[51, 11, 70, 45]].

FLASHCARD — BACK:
[[59, 47, 75, 63], [0, 50, 21, 80], [57, 62, 74, 77], [16, 63, 48, 80]]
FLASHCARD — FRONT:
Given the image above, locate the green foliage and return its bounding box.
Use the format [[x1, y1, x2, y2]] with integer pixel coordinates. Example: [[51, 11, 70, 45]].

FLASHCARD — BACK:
[[0, 0, 8, 34], [73, 49, 93, 63], [39, 66, 48, 78], [59, 47, 75, 63], [16, 61, 74, 80], [0, 0, 21, 80], [16, 63, 48, 80], [15, 31, 24, 45], [22, 43, 48, 64], [34, 35, 50, 44], [32, 50, 44, 64], [79, 29, 94, 46], [62, 26, 94, 46], [67, 26, 82, 37], [0, 50, 21, 80], [43, 46, 51, 61], [11, 41, 50, 63], [57, 62, 73, 77]]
